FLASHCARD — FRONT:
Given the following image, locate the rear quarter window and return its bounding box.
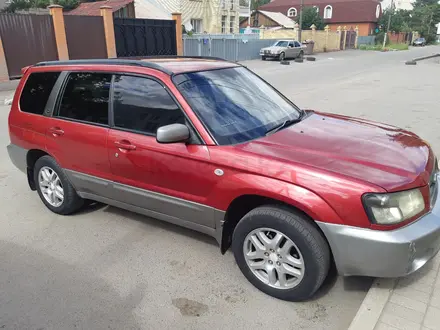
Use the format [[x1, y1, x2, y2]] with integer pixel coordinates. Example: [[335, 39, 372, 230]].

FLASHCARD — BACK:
[[20, 72, 60, 115]]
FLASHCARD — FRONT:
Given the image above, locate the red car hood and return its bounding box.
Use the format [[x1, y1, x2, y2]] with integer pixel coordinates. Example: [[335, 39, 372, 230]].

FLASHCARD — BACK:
[[234, 112, 434, 191]]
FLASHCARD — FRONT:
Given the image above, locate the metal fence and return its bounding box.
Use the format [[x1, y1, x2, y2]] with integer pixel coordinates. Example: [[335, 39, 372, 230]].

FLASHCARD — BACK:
[[0, 14, 58, 78], [64, 15, 107, 60], [357, 36, 376, 46], [183, 33, 260, 40], [114, 18, 177, 57], [183, 38, 278, 61]]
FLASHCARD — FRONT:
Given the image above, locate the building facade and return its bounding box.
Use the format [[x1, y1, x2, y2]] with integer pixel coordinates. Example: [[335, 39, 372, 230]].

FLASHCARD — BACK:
[[152, 0, 240, 33], [259, 0, 382, 36]]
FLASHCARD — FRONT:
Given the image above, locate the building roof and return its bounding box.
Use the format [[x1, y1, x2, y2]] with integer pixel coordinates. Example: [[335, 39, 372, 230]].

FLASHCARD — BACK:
[[260, 0, 382, 24], [258, 10, 295, 28], [66, 0, 134, 16]]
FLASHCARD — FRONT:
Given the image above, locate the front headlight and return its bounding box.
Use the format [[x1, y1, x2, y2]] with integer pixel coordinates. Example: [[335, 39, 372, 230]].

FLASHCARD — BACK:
[[363, 188, 425, 225]]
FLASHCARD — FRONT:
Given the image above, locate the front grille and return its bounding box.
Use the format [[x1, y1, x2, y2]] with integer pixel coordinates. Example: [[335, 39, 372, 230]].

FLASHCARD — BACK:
[[264, 50, 271, 54], [429, 158, 439, 207]]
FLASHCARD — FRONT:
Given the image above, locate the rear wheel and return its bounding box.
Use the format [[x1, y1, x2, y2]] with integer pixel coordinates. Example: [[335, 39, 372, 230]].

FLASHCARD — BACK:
[[279, 52, 285, 61], [298, 50, 304, 59], [232, 206, 330, 301], [34, 156, 84, 215]]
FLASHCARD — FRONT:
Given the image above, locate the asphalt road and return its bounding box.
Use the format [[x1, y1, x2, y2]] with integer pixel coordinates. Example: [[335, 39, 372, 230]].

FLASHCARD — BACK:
[[0, 46, 439, 330]]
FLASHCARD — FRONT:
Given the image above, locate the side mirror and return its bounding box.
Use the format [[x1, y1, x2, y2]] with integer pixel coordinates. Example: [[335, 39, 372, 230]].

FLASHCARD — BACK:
[[156, 123, 190, 144]]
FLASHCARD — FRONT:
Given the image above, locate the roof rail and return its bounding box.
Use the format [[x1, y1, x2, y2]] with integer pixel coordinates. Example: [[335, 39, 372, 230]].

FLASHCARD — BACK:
[[34, 59, 173, 75], [34, 56, 236, 75]]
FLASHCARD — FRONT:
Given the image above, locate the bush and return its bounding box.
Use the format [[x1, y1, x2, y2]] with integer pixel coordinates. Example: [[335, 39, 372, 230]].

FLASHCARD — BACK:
[[359, 44, 367, 50], [388, 43, 409, 50]]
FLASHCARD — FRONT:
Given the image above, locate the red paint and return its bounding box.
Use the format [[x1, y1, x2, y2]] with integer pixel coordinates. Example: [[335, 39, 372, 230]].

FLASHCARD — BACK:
[[8, 60, 436, 231]]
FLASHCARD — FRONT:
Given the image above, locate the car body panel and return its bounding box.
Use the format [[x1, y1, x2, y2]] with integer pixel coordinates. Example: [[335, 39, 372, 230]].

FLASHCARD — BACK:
[[6, 58, 440, 279]]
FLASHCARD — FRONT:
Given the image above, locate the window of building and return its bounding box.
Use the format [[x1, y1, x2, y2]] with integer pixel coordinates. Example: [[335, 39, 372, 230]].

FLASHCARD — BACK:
[[112, 75, 185, 135], [287, 7, 297, 17], [230, 0, 234, 10], [376, 4, 381, 18], [229, 16, 235, 33], [58, 72, 111, 125], [190, 19, 203, 33], [324, 5, 332, 19], [20, 72, 60, 115], [221, 15, 227, 33], [313, 5, 319, 13], [221, 0, 226, 8]]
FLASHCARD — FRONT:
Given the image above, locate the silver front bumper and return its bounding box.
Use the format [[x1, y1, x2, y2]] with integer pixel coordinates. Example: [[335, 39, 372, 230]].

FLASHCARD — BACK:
[[317, 175, 440, 277]]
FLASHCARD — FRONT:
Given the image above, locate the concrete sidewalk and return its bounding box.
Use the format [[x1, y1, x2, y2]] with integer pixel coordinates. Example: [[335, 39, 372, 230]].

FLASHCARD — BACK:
[[349, 253, 440, 330]]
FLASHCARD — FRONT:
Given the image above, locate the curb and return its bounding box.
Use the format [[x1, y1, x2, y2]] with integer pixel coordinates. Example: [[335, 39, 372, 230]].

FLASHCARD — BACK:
[[411, 53, 440, 62], [348, 278, 397, 330]]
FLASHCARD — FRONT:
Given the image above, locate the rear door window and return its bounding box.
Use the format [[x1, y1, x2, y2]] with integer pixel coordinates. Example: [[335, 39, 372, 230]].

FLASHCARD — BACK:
[[20, 72, 60, 115], [57, 72, 111, 125], [294, 41, 301, 47]]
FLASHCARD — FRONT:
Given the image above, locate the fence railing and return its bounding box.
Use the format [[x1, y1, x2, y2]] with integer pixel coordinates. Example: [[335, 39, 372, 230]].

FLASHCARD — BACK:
[[183, 33, 260, 40], [183, 38, 278, 61]]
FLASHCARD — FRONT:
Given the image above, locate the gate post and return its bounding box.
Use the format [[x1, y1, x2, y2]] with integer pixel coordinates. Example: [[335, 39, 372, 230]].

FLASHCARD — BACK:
[[172, 13, 183, 55], [100, 6, 117, 58], [342, 26, 347, 50], [324, 25, 329, 52], [354, 25, 359, 48], [0, 37, 9, 81], [48, 5, 69, 60]]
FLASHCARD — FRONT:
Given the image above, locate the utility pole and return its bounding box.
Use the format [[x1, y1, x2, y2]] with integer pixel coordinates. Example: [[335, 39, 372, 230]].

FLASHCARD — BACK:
[[383, 0, 394, 48], [298, 0, 304, 41]]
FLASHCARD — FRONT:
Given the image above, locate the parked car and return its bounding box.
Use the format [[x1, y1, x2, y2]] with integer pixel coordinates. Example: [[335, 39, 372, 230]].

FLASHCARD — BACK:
[[413, 37, 426, 46], [8, 58, 440, 302], [259, 40, 304, 61]]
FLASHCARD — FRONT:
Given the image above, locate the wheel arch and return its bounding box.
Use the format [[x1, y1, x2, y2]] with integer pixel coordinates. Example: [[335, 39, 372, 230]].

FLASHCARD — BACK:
[[26, 149, 50, 190], [220, 191, 340, 257]]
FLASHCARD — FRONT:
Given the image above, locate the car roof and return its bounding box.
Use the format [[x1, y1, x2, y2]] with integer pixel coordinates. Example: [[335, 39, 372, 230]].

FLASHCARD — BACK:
[[34, 57, 240, 75]]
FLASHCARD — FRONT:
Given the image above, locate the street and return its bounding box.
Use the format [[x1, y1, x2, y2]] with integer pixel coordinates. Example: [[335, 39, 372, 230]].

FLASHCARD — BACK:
[[0, 46, 439, 330]]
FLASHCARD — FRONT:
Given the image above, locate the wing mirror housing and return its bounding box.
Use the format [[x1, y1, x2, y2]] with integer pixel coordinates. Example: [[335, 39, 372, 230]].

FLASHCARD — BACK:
[[156, 124, 190, 144]]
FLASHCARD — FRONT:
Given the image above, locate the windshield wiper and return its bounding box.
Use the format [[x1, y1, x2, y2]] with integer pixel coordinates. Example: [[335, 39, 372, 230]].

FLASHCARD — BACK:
[[265, 115, 303, 136]]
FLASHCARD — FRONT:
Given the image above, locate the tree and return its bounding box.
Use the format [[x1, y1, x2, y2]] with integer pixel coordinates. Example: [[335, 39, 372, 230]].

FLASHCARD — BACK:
[[301, 6, 324, 30], [378, 9, 413, 33], [3, 0, 79, 12], [251, 0, 270, 11], [411, 2, 440, 42]]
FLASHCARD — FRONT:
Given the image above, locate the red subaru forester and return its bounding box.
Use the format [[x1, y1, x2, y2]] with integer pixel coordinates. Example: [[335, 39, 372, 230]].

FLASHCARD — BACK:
[[7, 57, 440, 301]]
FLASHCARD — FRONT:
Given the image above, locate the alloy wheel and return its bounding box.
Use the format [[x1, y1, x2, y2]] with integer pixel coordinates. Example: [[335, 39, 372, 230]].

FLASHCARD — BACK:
[[38, 166, 64, 207], [243, 227, 305, 289]]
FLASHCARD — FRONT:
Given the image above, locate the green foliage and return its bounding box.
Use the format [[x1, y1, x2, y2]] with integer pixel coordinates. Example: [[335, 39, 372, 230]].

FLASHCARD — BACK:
[[301, 6, 324, 30], [375, 0, 440, 45], [3, 0, 79, 12], [359, 43, 408, 51], [251, 0, 270, 11]]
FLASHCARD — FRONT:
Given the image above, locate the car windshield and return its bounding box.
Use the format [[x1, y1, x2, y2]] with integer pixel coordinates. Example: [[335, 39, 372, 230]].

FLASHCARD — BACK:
[[273, 41, 289, 47], [173, 67, 301, 145]]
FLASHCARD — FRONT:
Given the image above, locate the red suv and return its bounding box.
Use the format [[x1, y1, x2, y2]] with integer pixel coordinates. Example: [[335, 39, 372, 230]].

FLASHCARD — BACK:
[[7, 58, 440, 301]]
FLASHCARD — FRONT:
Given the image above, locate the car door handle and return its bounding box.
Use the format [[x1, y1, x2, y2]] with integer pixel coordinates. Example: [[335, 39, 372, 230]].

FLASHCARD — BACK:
[[49, 127, 64, 136], [114, 140, 136, 150]]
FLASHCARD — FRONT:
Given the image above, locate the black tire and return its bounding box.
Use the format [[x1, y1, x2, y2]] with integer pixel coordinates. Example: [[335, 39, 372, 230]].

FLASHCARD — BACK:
[[279, 52, 285, 61], [262, 56, 266, 61], [232, 206, 330, 301], [34, 155, 84, 215]]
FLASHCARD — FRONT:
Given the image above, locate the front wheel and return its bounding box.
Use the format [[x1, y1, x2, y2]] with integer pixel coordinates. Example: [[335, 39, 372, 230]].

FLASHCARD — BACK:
[[232, 206, 330, 301]]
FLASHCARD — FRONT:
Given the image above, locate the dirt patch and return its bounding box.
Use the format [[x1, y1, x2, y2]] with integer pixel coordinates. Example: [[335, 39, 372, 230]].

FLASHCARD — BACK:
[[172, 298, 208, 317]]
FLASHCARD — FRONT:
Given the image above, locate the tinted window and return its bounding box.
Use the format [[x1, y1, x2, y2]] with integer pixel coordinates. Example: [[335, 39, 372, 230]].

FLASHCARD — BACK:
[[58, 72, 111, 125], [174, 67, 301, 145], [20, 72, 60, 115], [288, 42, 294, 47], [274, 41, 288, 47], [113, 75, 185, 135], [294, 41, 301, 47]]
